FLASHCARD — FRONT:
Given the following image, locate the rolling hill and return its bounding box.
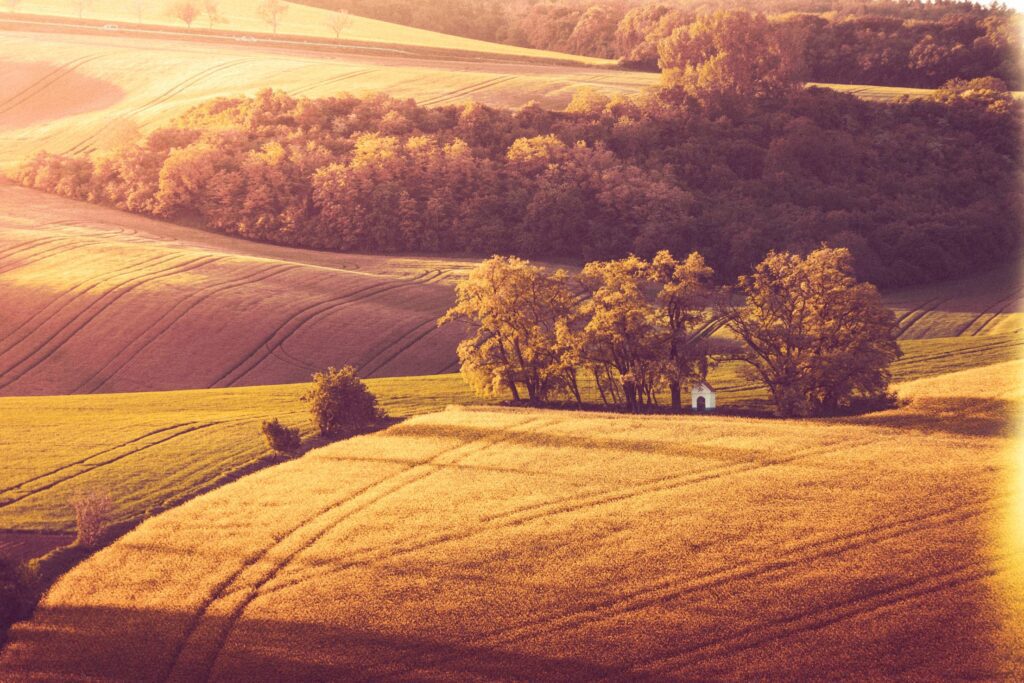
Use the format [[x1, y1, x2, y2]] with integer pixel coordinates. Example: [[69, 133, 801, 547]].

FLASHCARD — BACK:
[[2, 182, 1021, 398], [1, 359, 1020, 680], [0, 26, 651, 172], [4, 0, 614, 64], [0, 183, 475, 397]]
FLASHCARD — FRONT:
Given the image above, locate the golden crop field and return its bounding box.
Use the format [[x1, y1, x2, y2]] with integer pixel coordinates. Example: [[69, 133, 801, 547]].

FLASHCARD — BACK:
[[0, 28, 651, 171], [0, 327, 1015, 545], [2, 359, 1020, 680], [7, 0, 614, 64]]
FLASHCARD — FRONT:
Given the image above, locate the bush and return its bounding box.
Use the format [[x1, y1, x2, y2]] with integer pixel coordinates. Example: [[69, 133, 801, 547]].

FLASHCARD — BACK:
[[69, 490, 113, 548], [0, 558, 33, 637], [261, 418, 302, 454], [301, 366, 385, 438]]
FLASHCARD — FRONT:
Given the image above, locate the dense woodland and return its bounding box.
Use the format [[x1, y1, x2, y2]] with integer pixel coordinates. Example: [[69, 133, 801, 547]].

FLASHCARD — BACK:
[[305, 0, 1021, 88], [17, 63, 1021, 287]]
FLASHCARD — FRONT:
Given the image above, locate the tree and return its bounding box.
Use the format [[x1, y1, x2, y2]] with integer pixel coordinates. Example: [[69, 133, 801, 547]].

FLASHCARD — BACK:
[[658, 10, 805, 110], [169, 0, 200, 29], [439, 256, 580, 403], [202, 0, 226, 29], [572, 255, 663, 412], [649, 250, 716, 411], [328, 7, 352, 40], [301, 366, 385, 438], [257, 0, 287, 34], [722, 247, 901, 417]]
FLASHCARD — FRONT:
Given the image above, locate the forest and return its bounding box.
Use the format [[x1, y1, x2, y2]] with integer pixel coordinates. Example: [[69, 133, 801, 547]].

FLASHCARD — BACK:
[[17, 63, 1020, 288], [304, 0, 1021, 88]]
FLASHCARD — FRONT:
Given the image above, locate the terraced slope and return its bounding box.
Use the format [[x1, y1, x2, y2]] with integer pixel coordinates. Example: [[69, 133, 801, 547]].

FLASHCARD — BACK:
[[0, 184, 473, 396], [0, 29, 651, 170], [2, 360, 1021, 680]]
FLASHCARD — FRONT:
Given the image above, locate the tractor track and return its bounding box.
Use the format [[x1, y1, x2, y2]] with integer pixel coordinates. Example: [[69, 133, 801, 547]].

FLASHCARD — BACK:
[[213, 269, 440, 388], [159, 417, 548, 682], [0, 255, 224, 391], [75, 262, 300, 394]]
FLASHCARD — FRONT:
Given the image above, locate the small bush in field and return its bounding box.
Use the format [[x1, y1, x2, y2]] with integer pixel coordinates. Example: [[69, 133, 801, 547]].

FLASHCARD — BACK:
[[301, 366, 385, 438], [261, 418, 301, 454], [0, 558, 32, 632], [70, 490, 113, 548]]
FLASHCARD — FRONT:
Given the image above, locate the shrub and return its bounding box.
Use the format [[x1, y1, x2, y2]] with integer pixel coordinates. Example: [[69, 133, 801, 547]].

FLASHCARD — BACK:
[[261, 418, 302, 454], [69, 490, 113, 548], [301, 366, 385, 438], [0, 558, 33, 637]]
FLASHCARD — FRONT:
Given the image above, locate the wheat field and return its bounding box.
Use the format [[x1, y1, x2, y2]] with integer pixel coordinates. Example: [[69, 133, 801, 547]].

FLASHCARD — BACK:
[[6, 0, 614, 64], [1, 360, 1021, 680], [0, 27, 651, 171]]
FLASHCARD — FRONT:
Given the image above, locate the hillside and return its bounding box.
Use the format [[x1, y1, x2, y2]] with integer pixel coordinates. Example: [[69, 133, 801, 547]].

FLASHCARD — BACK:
[[4, 0, 613, 64], [1, 183, 1021, 398], [0, 184, 475, 396], [0, 327, 1018, 548], [2, 359, 1020, 680], [0, 26, 650, 172]]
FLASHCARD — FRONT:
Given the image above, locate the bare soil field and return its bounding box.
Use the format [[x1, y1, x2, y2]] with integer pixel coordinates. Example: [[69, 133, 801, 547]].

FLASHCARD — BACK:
[[1, 360, 1020, 680], [0, 184, 475, 396]]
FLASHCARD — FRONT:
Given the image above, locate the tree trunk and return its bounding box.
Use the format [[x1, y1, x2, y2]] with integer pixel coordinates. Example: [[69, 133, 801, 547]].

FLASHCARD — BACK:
[[670, 381, 682, 412]]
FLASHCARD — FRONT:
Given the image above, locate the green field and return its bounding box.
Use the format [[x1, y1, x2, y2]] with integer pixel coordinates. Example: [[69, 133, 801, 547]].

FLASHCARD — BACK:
[[2, 332, 1019, 535]]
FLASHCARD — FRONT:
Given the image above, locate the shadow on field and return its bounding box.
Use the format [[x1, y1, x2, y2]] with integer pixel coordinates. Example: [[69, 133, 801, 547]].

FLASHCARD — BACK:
[[841, 397, 1018, 438], [3, 606, 645, 682]]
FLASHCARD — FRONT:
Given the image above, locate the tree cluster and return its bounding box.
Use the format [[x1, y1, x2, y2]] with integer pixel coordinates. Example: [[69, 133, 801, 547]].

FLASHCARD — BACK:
[[17, 71, 1021, 288], [297, 0, 1020, 88], [440, 247, 901, 417]]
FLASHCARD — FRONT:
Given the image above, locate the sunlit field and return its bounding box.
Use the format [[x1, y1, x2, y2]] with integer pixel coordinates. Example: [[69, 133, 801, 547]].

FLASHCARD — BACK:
[[0, 28, 650, 172], [0, 328, 1016, 543], [5, 0, 613, 64], [1, 360, 1020, 679]]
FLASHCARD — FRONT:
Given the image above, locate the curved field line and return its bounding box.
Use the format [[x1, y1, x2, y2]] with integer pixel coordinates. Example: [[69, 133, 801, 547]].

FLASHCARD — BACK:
[[0, 422, 195, 499], [950, 286, 1024, 337], [0, 255, 224, 391], [290, 68, 376, 97], [0, 235, 71, 263], [0, 422, 219, 509], [968, 287, 1024, 336], [0, 236, 105, 278], [419, 75, 518, 107], [214, 274, 435, 388], [635, 554, 1014, 677], [0, 53, 110, 115], [159, 418, 547, 682], [0, 252, 177, 362], [897, 295, 954, 339], [66, 58, 257, 155], [75, 262, 300, 394], [358, 317, 441, 378], [259, 435, 883, 602], [472, 499, 1000, 652]]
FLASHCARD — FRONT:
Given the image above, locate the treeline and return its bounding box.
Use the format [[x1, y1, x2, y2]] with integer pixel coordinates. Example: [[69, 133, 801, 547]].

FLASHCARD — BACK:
[[16, 75, 1020, 288], [301, 0, 1021, 88], [440, 248, 901, 417]]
